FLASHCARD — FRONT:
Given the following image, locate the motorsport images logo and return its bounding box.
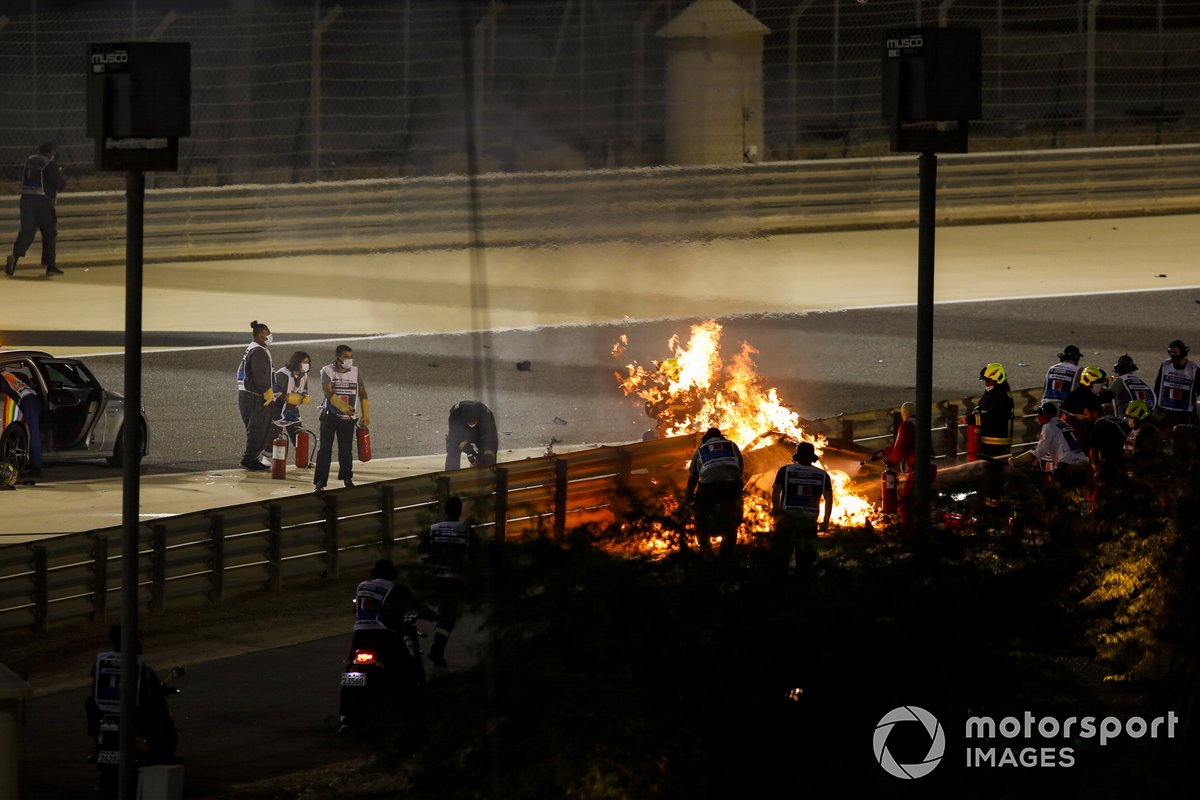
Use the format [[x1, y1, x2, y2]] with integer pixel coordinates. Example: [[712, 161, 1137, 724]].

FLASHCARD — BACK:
[[873, 706, 946, 779]]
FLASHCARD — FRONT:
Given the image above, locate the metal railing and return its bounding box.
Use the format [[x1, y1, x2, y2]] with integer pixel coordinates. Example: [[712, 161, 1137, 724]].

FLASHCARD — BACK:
[[0, 388, 1049, 634], [2, 146, 1199, 269]]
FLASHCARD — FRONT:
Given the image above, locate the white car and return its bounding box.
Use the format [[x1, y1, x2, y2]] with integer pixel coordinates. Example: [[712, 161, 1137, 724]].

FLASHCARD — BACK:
[[0, 349, 148, 470]]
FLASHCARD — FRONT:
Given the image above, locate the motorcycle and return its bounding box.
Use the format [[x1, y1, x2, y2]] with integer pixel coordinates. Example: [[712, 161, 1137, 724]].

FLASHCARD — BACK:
[[94, 666, 185, 798], [339, 613, 426, 730]]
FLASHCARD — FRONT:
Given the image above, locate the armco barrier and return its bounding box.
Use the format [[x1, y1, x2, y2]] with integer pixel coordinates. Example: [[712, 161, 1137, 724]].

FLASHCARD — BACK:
[[2, 146, 1199, 268], [0, 435, 699, 634], [0, 389, 1047, 634]]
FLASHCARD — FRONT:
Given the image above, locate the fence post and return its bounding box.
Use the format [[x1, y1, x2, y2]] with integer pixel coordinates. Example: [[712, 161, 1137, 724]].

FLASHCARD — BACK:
[[323, 494, 339, 581], [841, 418, 854, 443], [379, 485, 395, 559], [553, 459, 568, 541], [31, 546, 48, 633], [266, 503, 283, 592], [943, 403, 959, 461], [617, 449, 633, 488], [150, 525, 167, 614], [208, 514, 225, 606], [91, 534, 108, 622], [493, 467, 508, 544], [436, 475, 451, 513]]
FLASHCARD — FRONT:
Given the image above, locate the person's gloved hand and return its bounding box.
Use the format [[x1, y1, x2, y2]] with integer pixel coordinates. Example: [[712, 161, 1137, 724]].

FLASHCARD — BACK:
[[330, 396, 353, 414], [300, 393, 311, 405], [286, 392, 304, 405], [262, 387, 275, 406]]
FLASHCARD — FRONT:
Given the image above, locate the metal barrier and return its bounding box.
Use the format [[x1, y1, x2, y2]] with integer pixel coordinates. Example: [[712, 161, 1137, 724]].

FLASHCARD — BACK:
[[0, 388, 1049, 634], [0, 435, 699, 634], [2, 146, 1199, 268]]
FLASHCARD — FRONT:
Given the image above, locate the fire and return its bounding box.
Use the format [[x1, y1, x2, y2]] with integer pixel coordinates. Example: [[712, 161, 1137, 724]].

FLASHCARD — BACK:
[[616, 320, 877, 530]]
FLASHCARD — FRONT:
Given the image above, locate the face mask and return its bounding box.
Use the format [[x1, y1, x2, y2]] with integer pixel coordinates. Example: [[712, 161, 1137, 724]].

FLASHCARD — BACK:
[[301, 363, 310, 373], [340, 358, 353, 368], [264, 333, 274, 345]]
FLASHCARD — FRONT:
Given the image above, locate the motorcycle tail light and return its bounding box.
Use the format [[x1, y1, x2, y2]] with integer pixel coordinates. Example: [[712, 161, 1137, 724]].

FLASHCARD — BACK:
[[353, 651, 376, 665]]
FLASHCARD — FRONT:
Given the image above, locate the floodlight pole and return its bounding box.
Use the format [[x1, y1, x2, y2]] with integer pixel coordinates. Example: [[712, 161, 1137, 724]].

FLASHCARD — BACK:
[[117, 168, 144, 800], [913, 153, 936, 533]]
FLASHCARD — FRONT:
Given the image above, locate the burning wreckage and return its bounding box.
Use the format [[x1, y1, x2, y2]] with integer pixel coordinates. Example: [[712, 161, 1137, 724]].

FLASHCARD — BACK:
[[611, 320, 881, 552]]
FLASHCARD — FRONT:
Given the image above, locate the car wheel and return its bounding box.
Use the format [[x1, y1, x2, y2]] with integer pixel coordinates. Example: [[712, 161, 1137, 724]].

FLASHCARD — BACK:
[[0, 423, 31, 473], [106, 419, 147, 467]]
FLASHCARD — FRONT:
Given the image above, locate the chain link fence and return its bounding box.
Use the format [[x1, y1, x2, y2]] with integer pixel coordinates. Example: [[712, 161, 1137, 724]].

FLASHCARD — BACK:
[[1, 0, 1198, 189]]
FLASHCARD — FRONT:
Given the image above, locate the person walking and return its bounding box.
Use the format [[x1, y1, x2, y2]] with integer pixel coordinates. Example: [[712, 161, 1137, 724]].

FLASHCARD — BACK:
[[770, 441, 832, 574], [1152, 339, 1198, 432], [314, 344, 369, 491], [270, 350, 311, 448], [684, 427, 744, 558], [1041, 344, 1082, 405], [418, 496, 481, 668], [236, 321, 274, 471], [6, 141, 67, 278], [444, 400, 498, 471]]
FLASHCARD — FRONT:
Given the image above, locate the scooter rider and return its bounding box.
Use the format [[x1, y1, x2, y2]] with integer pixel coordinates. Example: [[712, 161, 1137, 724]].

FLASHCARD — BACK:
[[340, 559, 433, 728], [85, 624, 178, 763]]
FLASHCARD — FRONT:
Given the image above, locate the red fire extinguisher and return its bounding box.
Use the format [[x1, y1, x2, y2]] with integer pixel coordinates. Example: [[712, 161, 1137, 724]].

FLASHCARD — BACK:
[[881, 464, 898, 514], [270, 429, 289, 480], [356, 425, 372, 463], [965, 410, 981, 461], [294, 429, 312, 469]]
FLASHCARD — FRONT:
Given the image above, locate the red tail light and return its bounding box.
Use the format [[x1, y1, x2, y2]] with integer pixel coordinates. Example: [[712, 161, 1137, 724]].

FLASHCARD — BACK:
[[353, 651, 376, 665]]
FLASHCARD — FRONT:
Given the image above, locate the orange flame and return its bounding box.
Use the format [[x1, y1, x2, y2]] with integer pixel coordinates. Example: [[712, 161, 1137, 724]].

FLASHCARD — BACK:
[[616, 320, 876, 529]]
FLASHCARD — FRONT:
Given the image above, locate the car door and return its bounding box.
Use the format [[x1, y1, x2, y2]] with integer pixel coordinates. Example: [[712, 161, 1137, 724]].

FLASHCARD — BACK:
[[35, 359, 102, 451]]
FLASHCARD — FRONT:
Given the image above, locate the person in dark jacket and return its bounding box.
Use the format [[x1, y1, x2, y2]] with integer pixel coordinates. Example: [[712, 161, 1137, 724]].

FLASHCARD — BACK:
[[444, 400, 498, 471], [236, 321, 275, 471], [6, 141, 68, 277], [418, 496, 481, 667], [974, 363, 1014, 459]]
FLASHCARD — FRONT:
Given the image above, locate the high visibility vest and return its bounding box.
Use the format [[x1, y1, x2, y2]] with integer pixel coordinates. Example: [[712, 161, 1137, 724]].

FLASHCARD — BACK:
[[776, 462, 829, 517], [235, 342, 272, 393], [1156, 359, 1198, 412], [321, 364, 360, 419], [353, 578, 394, 631], [1042, 362, 1080, 403], [92, 650, 145, 715], [691, 438, 742, 484], [427, 520, 472, 574]]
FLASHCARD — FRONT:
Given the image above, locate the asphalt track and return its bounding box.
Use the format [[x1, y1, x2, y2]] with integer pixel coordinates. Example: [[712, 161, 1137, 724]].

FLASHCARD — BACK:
[[8, 216, 1200, 797]]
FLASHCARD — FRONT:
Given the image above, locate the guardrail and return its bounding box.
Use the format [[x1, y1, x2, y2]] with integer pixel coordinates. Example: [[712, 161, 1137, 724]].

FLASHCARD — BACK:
[[3, 146, 1199, 268], [0, 388, 1048, 635], [0, 435, 699, 634]]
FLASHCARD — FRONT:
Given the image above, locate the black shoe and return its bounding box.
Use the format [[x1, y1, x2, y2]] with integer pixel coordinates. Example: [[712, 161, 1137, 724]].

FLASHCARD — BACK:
[[45, 265, 64, 276], [343, 479, 355, 488], [241, 460, 269, 471], [4, 255, 14, 276], [314, 483, 326, 493]]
